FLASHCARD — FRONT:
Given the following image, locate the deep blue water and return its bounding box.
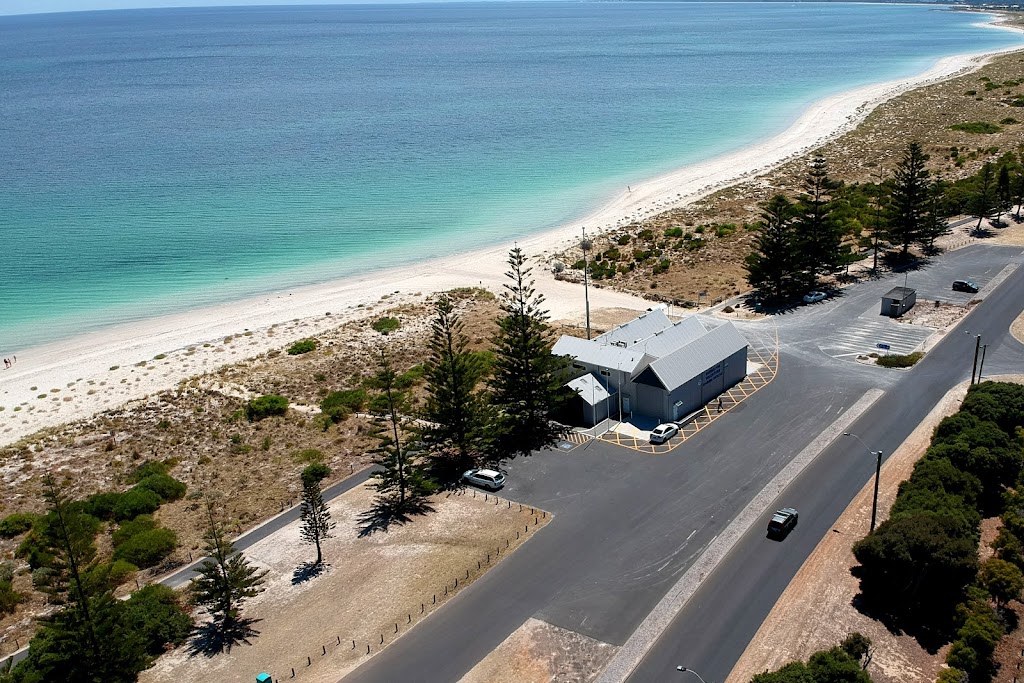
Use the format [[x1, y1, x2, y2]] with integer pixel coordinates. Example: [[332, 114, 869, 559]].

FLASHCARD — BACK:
[[1, 2, 1021, 350]]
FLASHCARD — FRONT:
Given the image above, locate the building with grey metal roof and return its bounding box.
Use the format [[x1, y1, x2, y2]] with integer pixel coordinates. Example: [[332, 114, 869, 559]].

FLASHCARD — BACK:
[[554, 312, 748, 426]]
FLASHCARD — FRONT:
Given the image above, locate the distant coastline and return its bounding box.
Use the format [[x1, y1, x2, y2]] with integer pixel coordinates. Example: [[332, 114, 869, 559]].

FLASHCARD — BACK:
[[2, 9, 1023, 447]]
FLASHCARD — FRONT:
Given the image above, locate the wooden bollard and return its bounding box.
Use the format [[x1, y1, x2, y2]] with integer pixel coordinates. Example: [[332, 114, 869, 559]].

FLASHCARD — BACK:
[[445, 585, 448, 595], [487, 554, 490, 563], [307, 656, 311, 666], [421, 603, 424, 613], [380, 634, 384, 644], [478, 560, 481, 569], [352, 640, 356, 649], [466, 569, 470, 579], [322, 645, 326, 655], [534, 516, 538, 525], [408, 613, 412, 623], [433, 594, 436, 604], [455, 577, 458, 587], [485, 494, 488, 501], [517, 531, 520, 539], [394, 623, 398, 633], [337, 636, 341, 645], [506, 539, 509, 548], [530, 507, 534, 514], [367, 644, 370, 654], [291, 668, 295, 678], [508, 500, 511, 508]]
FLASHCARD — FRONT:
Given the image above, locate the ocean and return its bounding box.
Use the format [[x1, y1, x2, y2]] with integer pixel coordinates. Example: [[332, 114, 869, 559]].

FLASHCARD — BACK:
[[1, 2, 1021, 351]]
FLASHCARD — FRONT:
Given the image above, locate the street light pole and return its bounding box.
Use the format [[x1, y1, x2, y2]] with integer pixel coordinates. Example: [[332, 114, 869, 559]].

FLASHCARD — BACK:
[[970, 333, 981, 385], [844, 432, 883, 533], [978, 344, 988, 383], [582, 227, 592, 340], [676, 666, 709, 682]]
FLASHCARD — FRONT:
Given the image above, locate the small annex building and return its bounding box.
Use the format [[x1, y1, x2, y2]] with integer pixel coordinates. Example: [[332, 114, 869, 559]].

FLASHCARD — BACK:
[[880, 286, 916, 318], [552, 308, 748, 426]]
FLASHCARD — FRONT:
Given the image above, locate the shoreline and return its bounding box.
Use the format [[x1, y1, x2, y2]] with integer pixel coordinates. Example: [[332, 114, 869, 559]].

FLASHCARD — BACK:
[[3, 24, 1023, 448]]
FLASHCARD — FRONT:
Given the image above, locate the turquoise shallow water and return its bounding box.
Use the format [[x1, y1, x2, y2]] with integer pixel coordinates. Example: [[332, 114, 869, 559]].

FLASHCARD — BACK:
[[1, 2, 1022, 351]]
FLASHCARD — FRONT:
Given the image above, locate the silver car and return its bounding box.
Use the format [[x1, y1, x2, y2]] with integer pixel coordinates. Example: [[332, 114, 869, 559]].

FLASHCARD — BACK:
[[462, 468, 506, 491]]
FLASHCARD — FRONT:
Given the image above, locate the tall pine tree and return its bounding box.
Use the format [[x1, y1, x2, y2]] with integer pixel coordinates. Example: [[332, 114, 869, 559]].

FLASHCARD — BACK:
[[970, 162, 998, 235], [793, 154, 842, 288], [885, 141, 930, 256], [369, 350, 435, 510], [745, 194, 797, 301], [299, 463, 334, 567], [489, 248, 569, 461], [190, 501, 267, 654]]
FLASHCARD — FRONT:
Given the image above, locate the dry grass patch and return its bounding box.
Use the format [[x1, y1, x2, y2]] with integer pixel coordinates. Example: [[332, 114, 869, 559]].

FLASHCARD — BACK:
[[142, 482, 550, 683]]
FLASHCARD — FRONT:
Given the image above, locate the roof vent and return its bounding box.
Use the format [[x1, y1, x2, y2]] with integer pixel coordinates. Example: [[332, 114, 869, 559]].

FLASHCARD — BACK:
[[612, 340, 627, 348]]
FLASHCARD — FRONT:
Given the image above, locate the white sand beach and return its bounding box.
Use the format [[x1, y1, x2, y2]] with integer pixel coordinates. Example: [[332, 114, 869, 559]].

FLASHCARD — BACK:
[[2, 30, 1022, 449]]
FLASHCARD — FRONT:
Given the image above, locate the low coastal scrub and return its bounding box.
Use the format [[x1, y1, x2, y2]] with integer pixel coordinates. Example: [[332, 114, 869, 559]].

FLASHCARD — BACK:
[[320, 388, 368, 423], [851, 382, 1024, 681], [372, 316, 401, 335], [875, 351, 924, 368], [949, 121, 1002, 134], [0, 512, 39, 538], [749, 633, 872, 682], [287, 338, 318, 355], [245, 393, 289, 421]]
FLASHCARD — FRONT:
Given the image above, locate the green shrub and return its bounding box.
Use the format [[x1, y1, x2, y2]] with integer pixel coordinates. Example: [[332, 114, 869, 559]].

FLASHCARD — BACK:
[[113, 515, 158, 547], [637, 229, 654, 240], [106, 559, 139, 586], [246, 394, 289, 421], [83, 492, 123, 520], [320, 389, 368, 423], [123, 584, 193, 655], [135, 474, 187, 502], [616, 234, 630, 245], [0, 563, 12, 584], [663, 227, 684, 238], [0, 580, 22, 616], [0, 512, 39, 538], [949, 121, 1002, 134], [652, 259, 671, 275], [372, 317, 401, 335], [131, 459, 170, 483], [292, 448, 325, 464], [113, 488, 162, 522], [112, 527, 177, 568], [1000, 117, 1019, 125], [875, 351, 924, 368], [287, 338, 318, 355], [394, 364, 425, 389]]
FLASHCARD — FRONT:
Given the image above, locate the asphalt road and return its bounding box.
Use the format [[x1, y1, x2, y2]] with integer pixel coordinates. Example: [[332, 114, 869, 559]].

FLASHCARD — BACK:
[[344, 243, 1024, 683], [626, 253, 1024, 681]]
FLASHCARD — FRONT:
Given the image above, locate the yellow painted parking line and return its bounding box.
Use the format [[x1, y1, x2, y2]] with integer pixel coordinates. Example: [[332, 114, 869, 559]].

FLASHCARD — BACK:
[[597, 326, 779, 454]]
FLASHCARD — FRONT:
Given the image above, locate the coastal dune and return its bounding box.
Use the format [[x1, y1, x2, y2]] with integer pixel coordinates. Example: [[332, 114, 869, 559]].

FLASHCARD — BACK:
[[2, 31, 1022, 449]]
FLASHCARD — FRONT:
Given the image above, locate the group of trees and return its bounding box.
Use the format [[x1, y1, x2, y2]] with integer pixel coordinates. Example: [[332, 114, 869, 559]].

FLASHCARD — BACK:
[[851, 382, 1024, 682], [1, 466, 274, 681], [746, 142, 1024, 302], [749, 633, 873, 683], [363, 248, 571, 516]]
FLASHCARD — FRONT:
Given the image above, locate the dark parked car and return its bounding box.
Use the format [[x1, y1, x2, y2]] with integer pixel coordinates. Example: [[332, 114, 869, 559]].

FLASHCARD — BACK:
[[767, 507, 799, 537], [952, 279, 979, 293]]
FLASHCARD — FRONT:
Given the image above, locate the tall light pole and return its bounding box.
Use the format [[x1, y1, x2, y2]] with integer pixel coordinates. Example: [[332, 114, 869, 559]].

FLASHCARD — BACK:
[[676, 666, 709, 682], [844, 432, 883, 533], [968, 332, 981, 385], [978, 344, 988, 383]]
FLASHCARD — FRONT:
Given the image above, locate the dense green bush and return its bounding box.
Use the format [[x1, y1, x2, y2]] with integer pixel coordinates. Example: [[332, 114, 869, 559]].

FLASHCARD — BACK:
[[135, 473, 187, 502], [105, 560, 139, 586], [112, 488, 162, 522], [320, 389, 368, 423], [112, 527, 177, 568], [663, 227, 684, 238], [246, 394, 289, 421], [131, 459, 170, 482], [122, 584, 193, 656], [949, 121, 1002, 134], [113, 515, 158, 547], [372, 316, 401, 335], [83, 492, 123, 520], [287, 338, 318, 355], [0, 512, 38, 538], [875, 351, 923, 368], [749, 633, 872, 682]]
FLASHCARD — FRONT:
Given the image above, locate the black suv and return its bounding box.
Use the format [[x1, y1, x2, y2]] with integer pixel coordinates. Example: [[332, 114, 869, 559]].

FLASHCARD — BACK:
[[952, 279, 979, 293], [767, 507, 799, 538]]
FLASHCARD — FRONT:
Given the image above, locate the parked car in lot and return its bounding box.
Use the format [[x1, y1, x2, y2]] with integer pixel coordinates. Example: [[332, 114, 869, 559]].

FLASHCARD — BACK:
[[767, 507, 799, 537], [649, 423, 679, 444], [952, 279, 979, 293], [462, 468, 506, 491], [802, 291, 827, 304]]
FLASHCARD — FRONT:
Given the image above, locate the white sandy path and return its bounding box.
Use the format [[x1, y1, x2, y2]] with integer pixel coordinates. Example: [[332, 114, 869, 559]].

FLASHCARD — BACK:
[[2, 19, 1022, 448]]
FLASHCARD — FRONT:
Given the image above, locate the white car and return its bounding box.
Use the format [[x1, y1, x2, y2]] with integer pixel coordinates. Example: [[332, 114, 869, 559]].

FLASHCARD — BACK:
[[649, 423, 679, 444], [803, 291, 827, 304], [462, 468, 506, 491]]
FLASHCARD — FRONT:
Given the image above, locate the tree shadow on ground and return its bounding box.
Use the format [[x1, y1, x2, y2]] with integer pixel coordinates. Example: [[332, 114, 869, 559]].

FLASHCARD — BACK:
[[292, 561, 330, 585], [850, 591, 951, 654], [187, 618, 263, 657], [357, 498, 436, 538], [971, 224, 996, 238], [883, 251, 931, 273]]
